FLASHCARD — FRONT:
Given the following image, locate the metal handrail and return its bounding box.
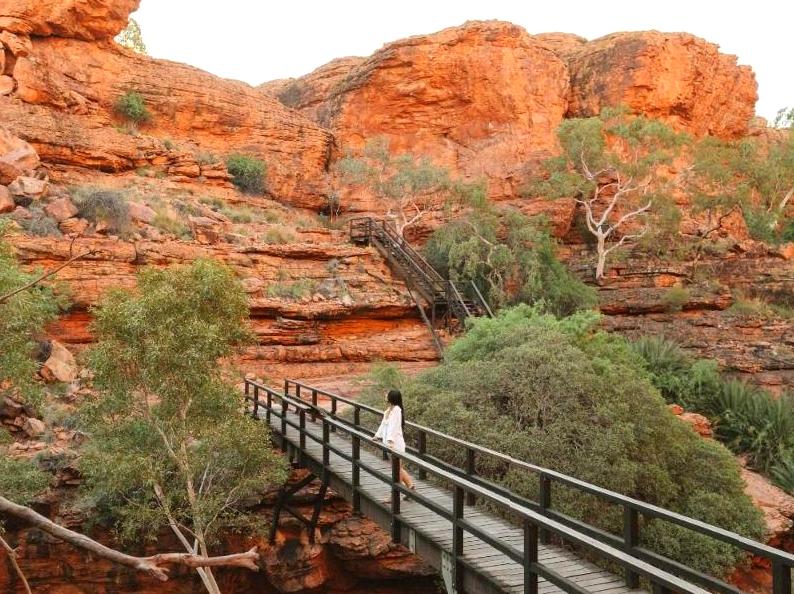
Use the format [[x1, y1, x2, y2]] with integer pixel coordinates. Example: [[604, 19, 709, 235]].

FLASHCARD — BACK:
[[281, 379, 793, 594], [245, 379, 712, 594]]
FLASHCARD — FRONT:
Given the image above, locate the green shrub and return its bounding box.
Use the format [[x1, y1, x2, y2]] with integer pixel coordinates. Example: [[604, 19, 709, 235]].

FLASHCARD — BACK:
[[266, 279, 316, 299], [728, 297, 778, 319], [113, 91, 151, 125], [20, 208, 61, 237], [771, 455, 794, 494], [226, 154, 267, 195], [633, 336, 794, 474], [357, 307, 765, 577], [72, 189, 131, 236], [715, 382, 794, 471], [261, 227, 296, 244], [662, 286, 690, 312], [195, 151, 219, 166], [152, 212, 191, 239]]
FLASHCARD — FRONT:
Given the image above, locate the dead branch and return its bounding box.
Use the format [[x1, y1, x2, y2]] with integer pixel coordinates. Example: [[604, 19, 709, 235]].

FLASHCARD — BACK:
[[0, 248, 96, 305], [0, 496, 259, 583], [0, 534, 32, 594]]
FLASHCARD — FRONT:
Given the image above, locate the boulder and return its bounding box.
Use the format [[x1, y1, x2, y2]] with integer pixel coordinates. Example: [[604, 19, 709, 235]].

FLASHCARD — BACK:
[[127, 201, 156, 224], [58, 217, 88, 235], [40, 340, 77, 383], [188, 216, 220, 245], [566, 31, 757, 138], [0, 0, 141, 41], [0, 30, 32, 56], [0, 75, 15, 96], [8, 175, 47, 201], [44, 196, 77, 221], [23, 416, 46, 438], [0, 127, 40, 185], [0, 185, 13, 213]]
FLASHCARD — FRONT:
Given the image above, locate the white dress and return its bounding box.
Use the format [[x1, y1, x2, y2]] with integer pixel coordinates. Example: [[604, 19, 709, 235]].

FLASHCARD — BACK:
[[374, 405, 406, 453]]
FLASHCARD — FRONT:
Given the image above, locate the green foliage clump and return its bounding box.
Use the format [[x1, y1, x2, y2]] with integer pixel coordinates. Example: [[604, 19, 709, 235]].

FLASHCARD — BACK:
[[336, 137, 454, 235], [261, 226, 296, 244], [662, 286, 690, 312], [79, 260, 287, 550], [71, 188, 131, 237], [226, 154, 267, 195], [425, 208, 596, 316], [0, 221, 63, 409], [113, 91, 151, 125], [632, 336, 794, 475], [266, 279, 317, 299], [690, 120, 794, 244], [20, 208, 61, 237], [524, 107, 689, 279], [359, 307, 765, 577], [115, 18, 147, 54], [0, 456, 49, 504], [152, 211, 192, 239]]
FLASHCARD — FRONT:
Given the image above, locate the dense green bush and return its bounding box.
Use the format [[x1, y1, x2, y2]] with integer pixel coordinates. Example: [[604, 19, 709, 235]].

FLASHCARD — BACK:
[[359, 307, 765, 577], [632, 336, 794, 476], [72, 188, 131, 236], [424, 210, 597, 317], [113, 91, 151, 125], [226, 154, 267, 195]]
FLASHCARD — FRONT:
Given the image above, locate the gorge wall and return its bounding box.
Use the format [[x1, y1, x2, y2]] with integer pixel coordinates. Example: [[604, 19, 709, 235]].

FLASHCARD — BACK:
[[1, 1, 792, 592]]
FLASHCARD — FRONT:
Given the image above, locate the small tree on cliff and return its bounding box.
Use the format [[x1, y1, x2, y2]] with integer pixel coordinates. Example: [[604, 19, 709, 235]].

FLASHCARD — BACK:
[[689, 112, 794, 243], [336, 136, 451, 236], [525, 107, 688, 280], [115, 18, 147, 54], [79, 260, 287, 594]]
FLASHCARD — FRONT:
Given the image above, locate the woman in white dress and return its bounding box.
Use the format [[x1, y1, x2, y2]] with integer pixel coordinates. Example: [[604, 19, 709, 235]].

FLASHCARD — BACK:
[[373, 389, 415, 494]]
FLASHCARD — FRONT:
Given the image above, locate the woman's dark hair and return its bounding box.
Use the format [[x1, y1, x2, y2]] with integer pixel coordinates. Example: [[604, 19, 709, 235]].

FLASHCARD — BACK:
[[387, 389, 405, 430]]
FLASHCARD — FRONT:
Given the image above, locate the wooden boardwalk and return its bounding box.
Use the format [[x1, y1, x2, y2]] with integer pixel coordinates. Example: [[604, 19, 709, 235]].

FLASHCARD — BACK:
[[262, 405, 646, 594]]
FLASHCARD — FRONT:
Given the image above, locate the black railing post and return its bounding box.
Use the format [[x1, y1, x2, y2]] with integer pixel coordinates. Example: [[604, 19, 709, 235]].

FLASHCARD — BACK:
[[283, 379, 289, 397], [623, 506, 640, 588], [452, 485, 464, 591], [322, 418, 330, 468], [280, 397, 288, 452], [330, 396, 337, 433], [391, 454, 401, 543], [244, 380, 250, 412], [417, 430, 427, 480], [773, 561, 791, 594], [466, 448, 476, 506], [298, 408, 306, 464], [266, 389, 272, 424], [539, 474, 551, 544], [252, 385, 259, 419], [296, 383, 302, 402], [651, 584, 670, 594], [352, 430, 361, 513], [524, 519, 539, 594], [311, 389, 318, 422]]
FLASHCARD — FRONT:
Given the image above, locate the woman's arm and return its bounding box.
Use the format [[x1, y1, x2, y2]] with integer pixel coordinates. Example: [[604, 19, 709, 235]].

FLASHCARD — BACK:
[[386, 406, 402, 446], [373, 410, 388, 440]]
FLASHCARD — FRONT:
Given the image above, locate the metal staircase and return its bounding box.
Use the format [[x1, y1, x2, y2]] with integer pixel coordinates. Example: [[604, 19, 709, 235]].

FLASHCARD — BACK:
[[350, 218, 492, 337]]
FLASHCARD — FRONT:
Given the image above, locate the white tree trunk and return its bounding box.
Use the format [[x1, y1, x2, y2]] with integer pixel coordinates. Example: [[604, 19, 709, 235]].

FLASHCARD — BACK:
[[595, 233, 607, 280]]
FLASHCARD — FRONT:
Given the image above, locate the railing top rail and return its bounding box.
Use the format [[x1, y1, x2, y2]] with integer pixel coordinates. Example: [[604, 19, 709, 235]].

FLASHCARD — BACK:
[[278, 378, 794, 566], [246, 380, 711, 594], [369, 218, 445, 282]]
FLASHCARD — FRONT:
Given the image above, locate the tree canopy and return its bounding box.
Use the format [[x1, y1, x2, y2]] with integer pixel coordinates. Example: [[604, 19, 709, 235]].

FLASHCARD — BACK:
[[360, 306, 766, 577], [79, 260, 286, 594], [115, 18, 147, 54], [525, 107, 689, 279], [424, 205, 597, 316]]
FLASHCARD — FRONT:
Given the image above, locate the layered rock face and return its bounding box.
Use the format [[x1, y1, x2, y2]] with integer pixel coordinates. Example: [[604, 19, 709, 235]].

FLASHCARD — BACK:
[[561, 31, 758, 138], [0, 4, 333, 209], [264, 22, 756, 205], [267, 21, 572, 201], [0, 0, 141, 40]]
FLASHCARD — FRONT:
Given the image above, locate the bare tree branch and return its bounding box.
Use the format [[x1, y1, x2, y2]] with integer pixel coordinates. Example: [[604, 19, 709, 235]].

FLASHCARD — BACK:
[[0, 496, 260, 583], [0, 249, 96, 305], [0, 533, 33, 594]]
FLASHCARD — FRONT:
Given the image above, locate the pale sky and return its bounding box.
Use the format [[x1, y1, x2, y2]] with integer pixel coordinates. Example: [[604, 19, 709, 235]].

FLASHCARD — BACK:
[[134, 0, 792, 121]]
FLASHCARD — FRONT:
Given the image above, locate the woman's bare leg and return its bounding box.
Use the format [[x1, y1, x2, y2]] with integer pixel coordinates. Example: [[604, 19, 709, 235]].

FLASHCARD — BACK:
[[399, 462, 414, 489]]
